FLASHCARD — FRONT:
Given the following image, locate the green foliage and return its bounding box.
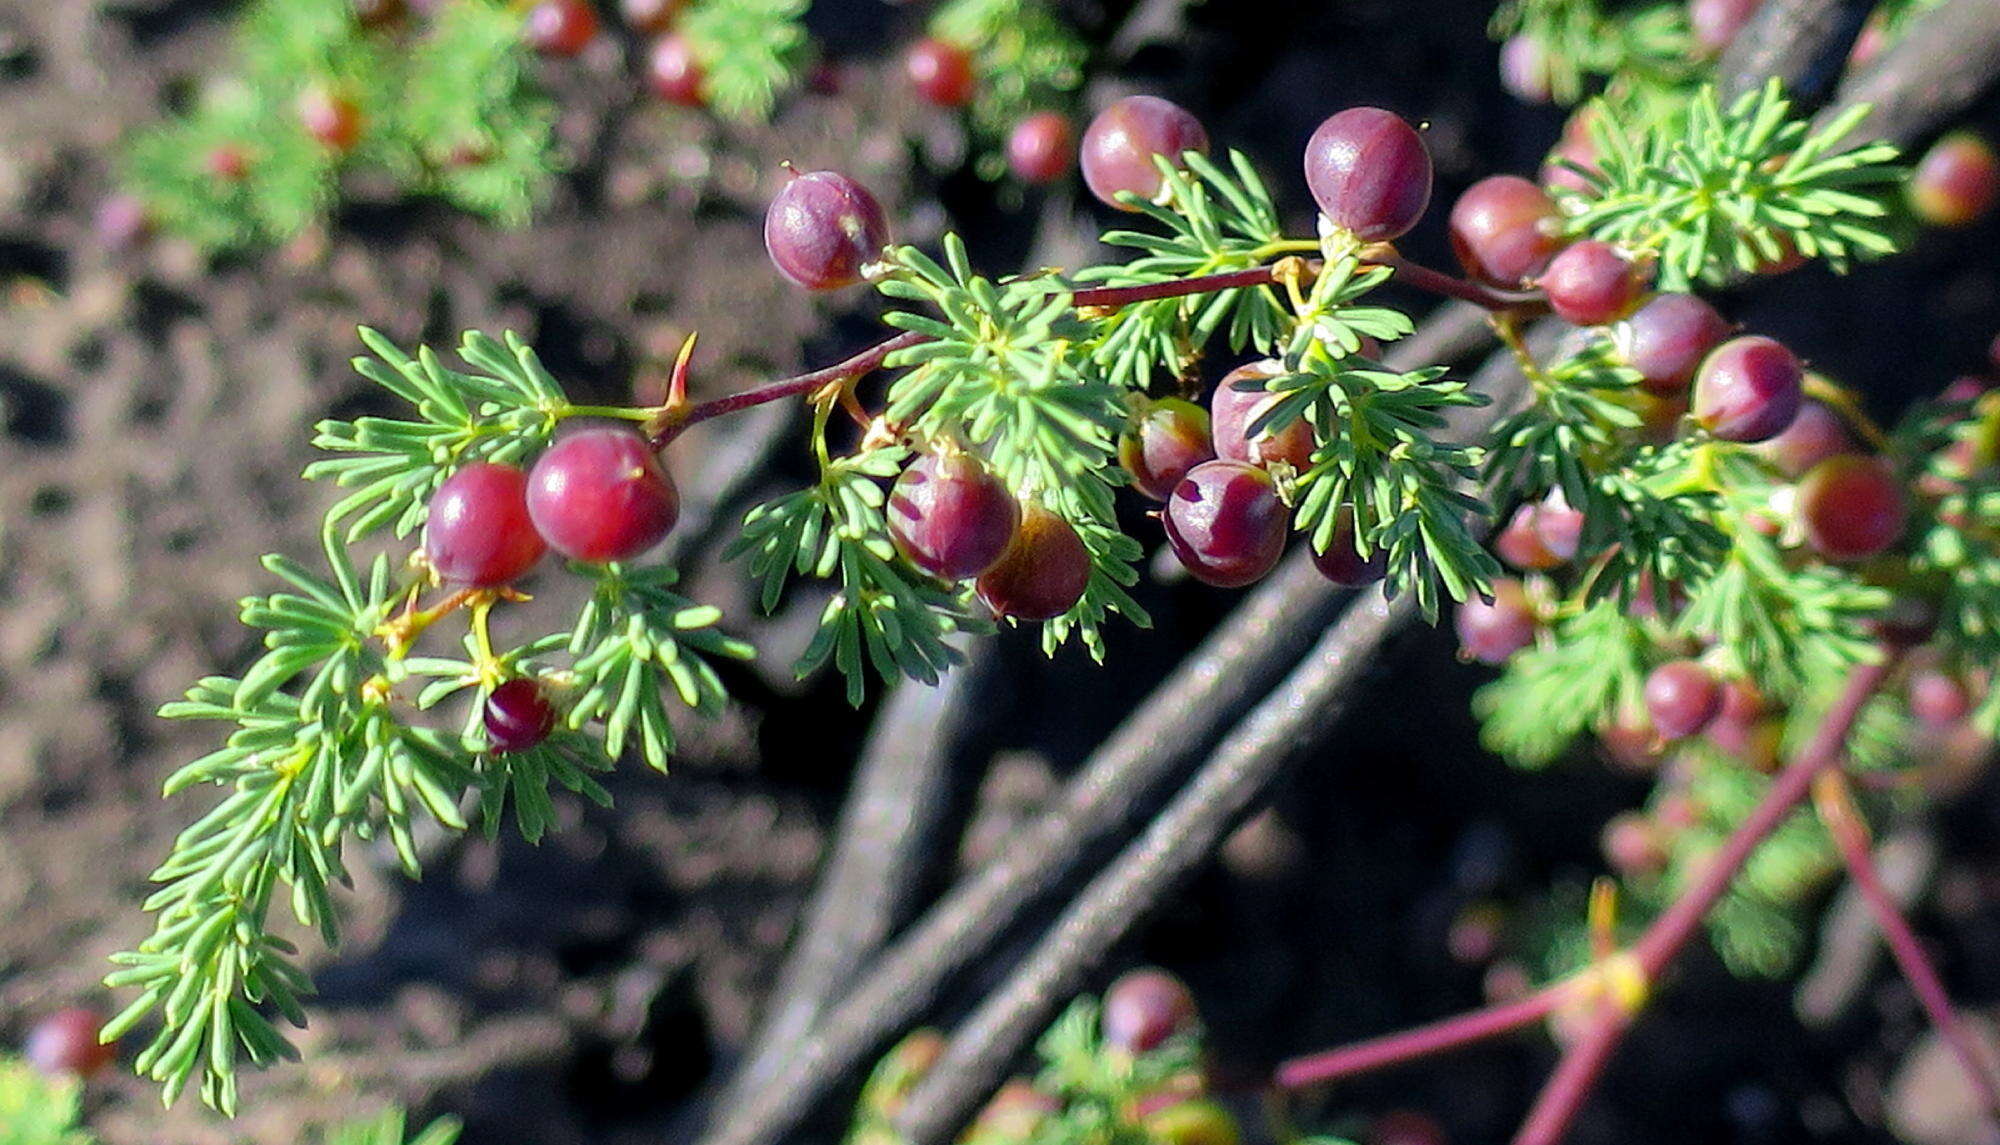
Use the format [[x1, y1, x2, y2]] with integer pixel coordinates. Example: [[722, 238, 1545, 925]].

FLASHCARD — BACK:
[[1474, 599, 1651, 767], [931, 0, 1090, 180], [123, 0, 557, 252], [1561, 82, 1905, 288], [0, 1059, 90, 1145], [1490, 0, 1697, 108], [682, 0, 812, 122]]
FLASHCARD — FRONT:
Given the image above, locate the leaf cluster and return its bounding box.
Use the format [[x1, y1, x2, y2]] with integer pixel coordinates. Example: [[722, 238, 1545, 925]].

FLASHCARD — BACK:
[[930, 0, 1090, 180], [681, 0, 812, 122]]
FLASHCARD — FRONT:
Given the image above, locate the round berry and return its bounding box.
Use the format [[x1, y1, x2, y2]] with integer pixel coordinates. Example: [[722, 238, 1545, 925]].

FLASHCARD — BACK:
[[1689, 0, 1762, 54], [424, 462, 547, 587], [1119, 397, 1215, 501], [1908, 668, 1972, 728], [1312, 505, 1387, 587], [763, 169, 890, 291], [1144, 1100, 1240, 1145], [1499, 34, 1554, 104], [975, 503, 1091, 621], [1007, 111, 1075, 185], [1795, 454, 1906, 561], [25, 1008, 115, 1078], [1163, 460, 1289, 588], [1210, 360, 1315, 472], [1644, 659, 1723, 740], [1909, 132, 2000, 228], [299, 86, 363, 153], [1542, 132, 1602, 195], [1541, 240, 1649, 326], [905, 38, 975, 108], [1749, 398, 1853, 478], [1494, 503, 1562, 570], [1620, 292, 1733, 396], [1303, 107, 1433, 243], [646, 34, 705, 106], [1692, 335, 1803, 443], [1455, 579, 1536, 664], [1448, 176, 1564, 288], [526, 428, 680, 563], [207, 145, 250, 181], [95, 194, 150, 250], [1602, 812, 1668, 875], [1103, 968, 1197, 1053], [620, 0, 680, 34], [1599, 708, 1666, 773], [1079, 95, 1209, 211], [1532, 493, 1584, 561], [524, 0, 599, 56], [484, 678, 557, 753], [887, 451, 1021, 580]]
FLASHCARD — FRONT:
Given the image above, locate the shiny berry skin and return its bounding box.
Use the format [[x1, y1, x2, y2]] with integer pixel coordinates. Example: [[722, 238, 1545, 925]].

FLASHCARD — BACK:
[[1079, 95, 1209, 211], [975, 503, 1091, 621], [1494, 503, 1562, 570], [299, 87, 363, 152], [1644, 659, 1723, 740], [620, 0, 680, 34], [1448, 175, 1563, 288], [1533, 494, 1583, 560], [1455, 579, 1536, 664], [1908, 668, 1971, 728], [1750, 398, 1853, 477], [887, 451, 1020, 580], [1119, 397, 1215, 501], [1210, 360, 1315, 472], [1542, 132, 1601, 195], [905, 38, 975, 108], [484, 678, 557, 753], [1909, 132, 2000, 228], [1006, 111, 1075, 185], [1795, 454, 1906, 561], [1541, 240, 1648, 326], [526, 428, 680, 562], [1620, 292, 1733, 396], [763, 170, 890, 291], [1304, 107, 1433, 243], [1692, 335, 1803, 443], [524, 0, 598, 56], [1163, 460, 1289, 588], [424, 462, 547, 587], [1312, 506, 1387, 587], [1689, 0, 1762, 53], [25, 1009, 115, 1078], [1499, 34, 1554, 103], [1145, 1100, 1240, 1145], [1103, 968, 1197, 1053], [646, 34, 704, 106]]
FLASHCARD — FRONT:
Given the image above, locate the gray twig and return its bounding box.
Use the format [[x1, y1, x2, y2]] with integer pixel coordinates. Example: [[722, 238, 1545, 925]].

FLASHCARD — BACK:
[[1826, 0, 2000, 145], [1718, 0, 1873, 103]]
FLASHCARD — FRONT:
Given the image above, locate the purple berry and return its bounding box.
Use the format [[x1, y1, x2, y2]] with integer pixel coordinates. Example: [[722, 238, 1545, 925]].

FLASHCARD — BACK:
[[1909, 132, 2000, 228], [1644, 659, 1723, 740], [484, 678, 557, 753], [526, 428, 680, 563], [646, 34, 705, 107], [1008, 112, 1075, 185], [1499, 34, 1555, 104], [1449, 176, 1564, 288], [1103, 968, 1196, 1053], [424, 462, 548, 587], [905, 38, 976, 108], [976, 503, 1091, 620], [1119, 397, 1215, 502], [1210, 360, 1315, 472], [1311, 505, 1386, 587], [1621, 293, 1733, 396], [1540, 240, 1649, 326], [763, 169, 891, 291], [25, 1009, 115, 1078], [1750, 399, 1853, 478], [1692, 335, 1803, 443], [1163, 460, 1289, 588], [1908, 668, 1972, 728], [887, 451, 1021, 580], [1303, 107, 1433, 243], [1455, 579, 1536, 664], [1079, 96, 1209, 211], [1795, 454, 1906, 561]]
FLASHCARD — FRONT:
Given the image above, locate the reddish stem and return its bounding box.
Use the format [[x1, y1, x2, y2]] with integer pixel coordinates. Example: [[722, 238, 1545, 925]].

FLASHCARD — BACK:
[[648, 331, 926, 447], [1276, 980, 1579, 1089], [1816, 771, 2000, 1119], [1362, 246, 1545, 313], [1070, 264, 1286, 307], [1513, 650, 1903, 1145]]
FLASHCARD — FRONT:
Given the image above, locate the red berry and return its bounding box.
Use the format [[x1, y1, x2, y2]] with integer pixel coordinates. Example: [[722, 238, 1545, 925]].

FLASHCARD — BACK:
[[1079, 95, 1209, 211], [1455, 579, 1536, 664], [1303, 107, 1433, 243], [1541, 240, 1649, 326], [1692, 335, 1803, 443], [1103, 968, 1197, 1053], [763, 169, 890, 291], [207, 145, 250, 181], [1312, 505, 1387, 587], [1599, 708, 1666, 773], [975, 503, 1091, 621], [299, 86, 363, 153], [646, 34, 704, 106], [526, 428, 680, 563], [1602, 812, 1668, 875], [484, 678, 557, 753], [1499, 34, 1554, 104], [1750, 398, 1853, 478], [1007, 111, 1075, 185], [1620, 292, 1733, 396], [887, 451, 1020, 580], [25, 1008, 115, 1078], [905, 38, 975, 108], [524, 0, 598, 57], [1532, 493, 1583, 560], [620, 0, 680, 34], [1908, 668, 1972, 728], [1689, 0, 1762, 54], [1209, 360, 1315, 472], [424, 462, 547, 587], [1119, 397, 1215, 501], [1494, 503, 1562, 570], [1448, 176, 1564, 288], [1795, 454, 1906, 561], [1542, 126, 1602, 196], [1909, 132, 2000, 228], [1644, 659, 1723, 740], [1163, 460, 1289, 588]]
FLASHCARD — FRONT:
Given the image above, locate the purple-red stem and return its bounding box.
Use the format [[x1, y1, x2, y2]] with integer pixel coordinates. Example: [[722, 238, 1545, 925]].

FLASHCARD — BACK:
[[1512, 650, 1903, 1145], [1816, 771, 2000, 1119], [1276, 981, 1579, 1089], [1364, 246, 1545, 313]]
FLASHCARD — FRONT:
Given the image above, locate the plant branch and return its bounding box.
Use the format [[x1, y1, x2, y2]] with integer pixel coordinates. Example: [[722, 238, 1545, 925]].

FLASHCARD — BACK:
[[1717, 0, 1872, 103], [1826, 0, 2000, 145], [1814, 771, 2000, 1120], [1275, 981, 1579, 1090], [1361, 244, 1546, 313], [648, 330, 926, 445]]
